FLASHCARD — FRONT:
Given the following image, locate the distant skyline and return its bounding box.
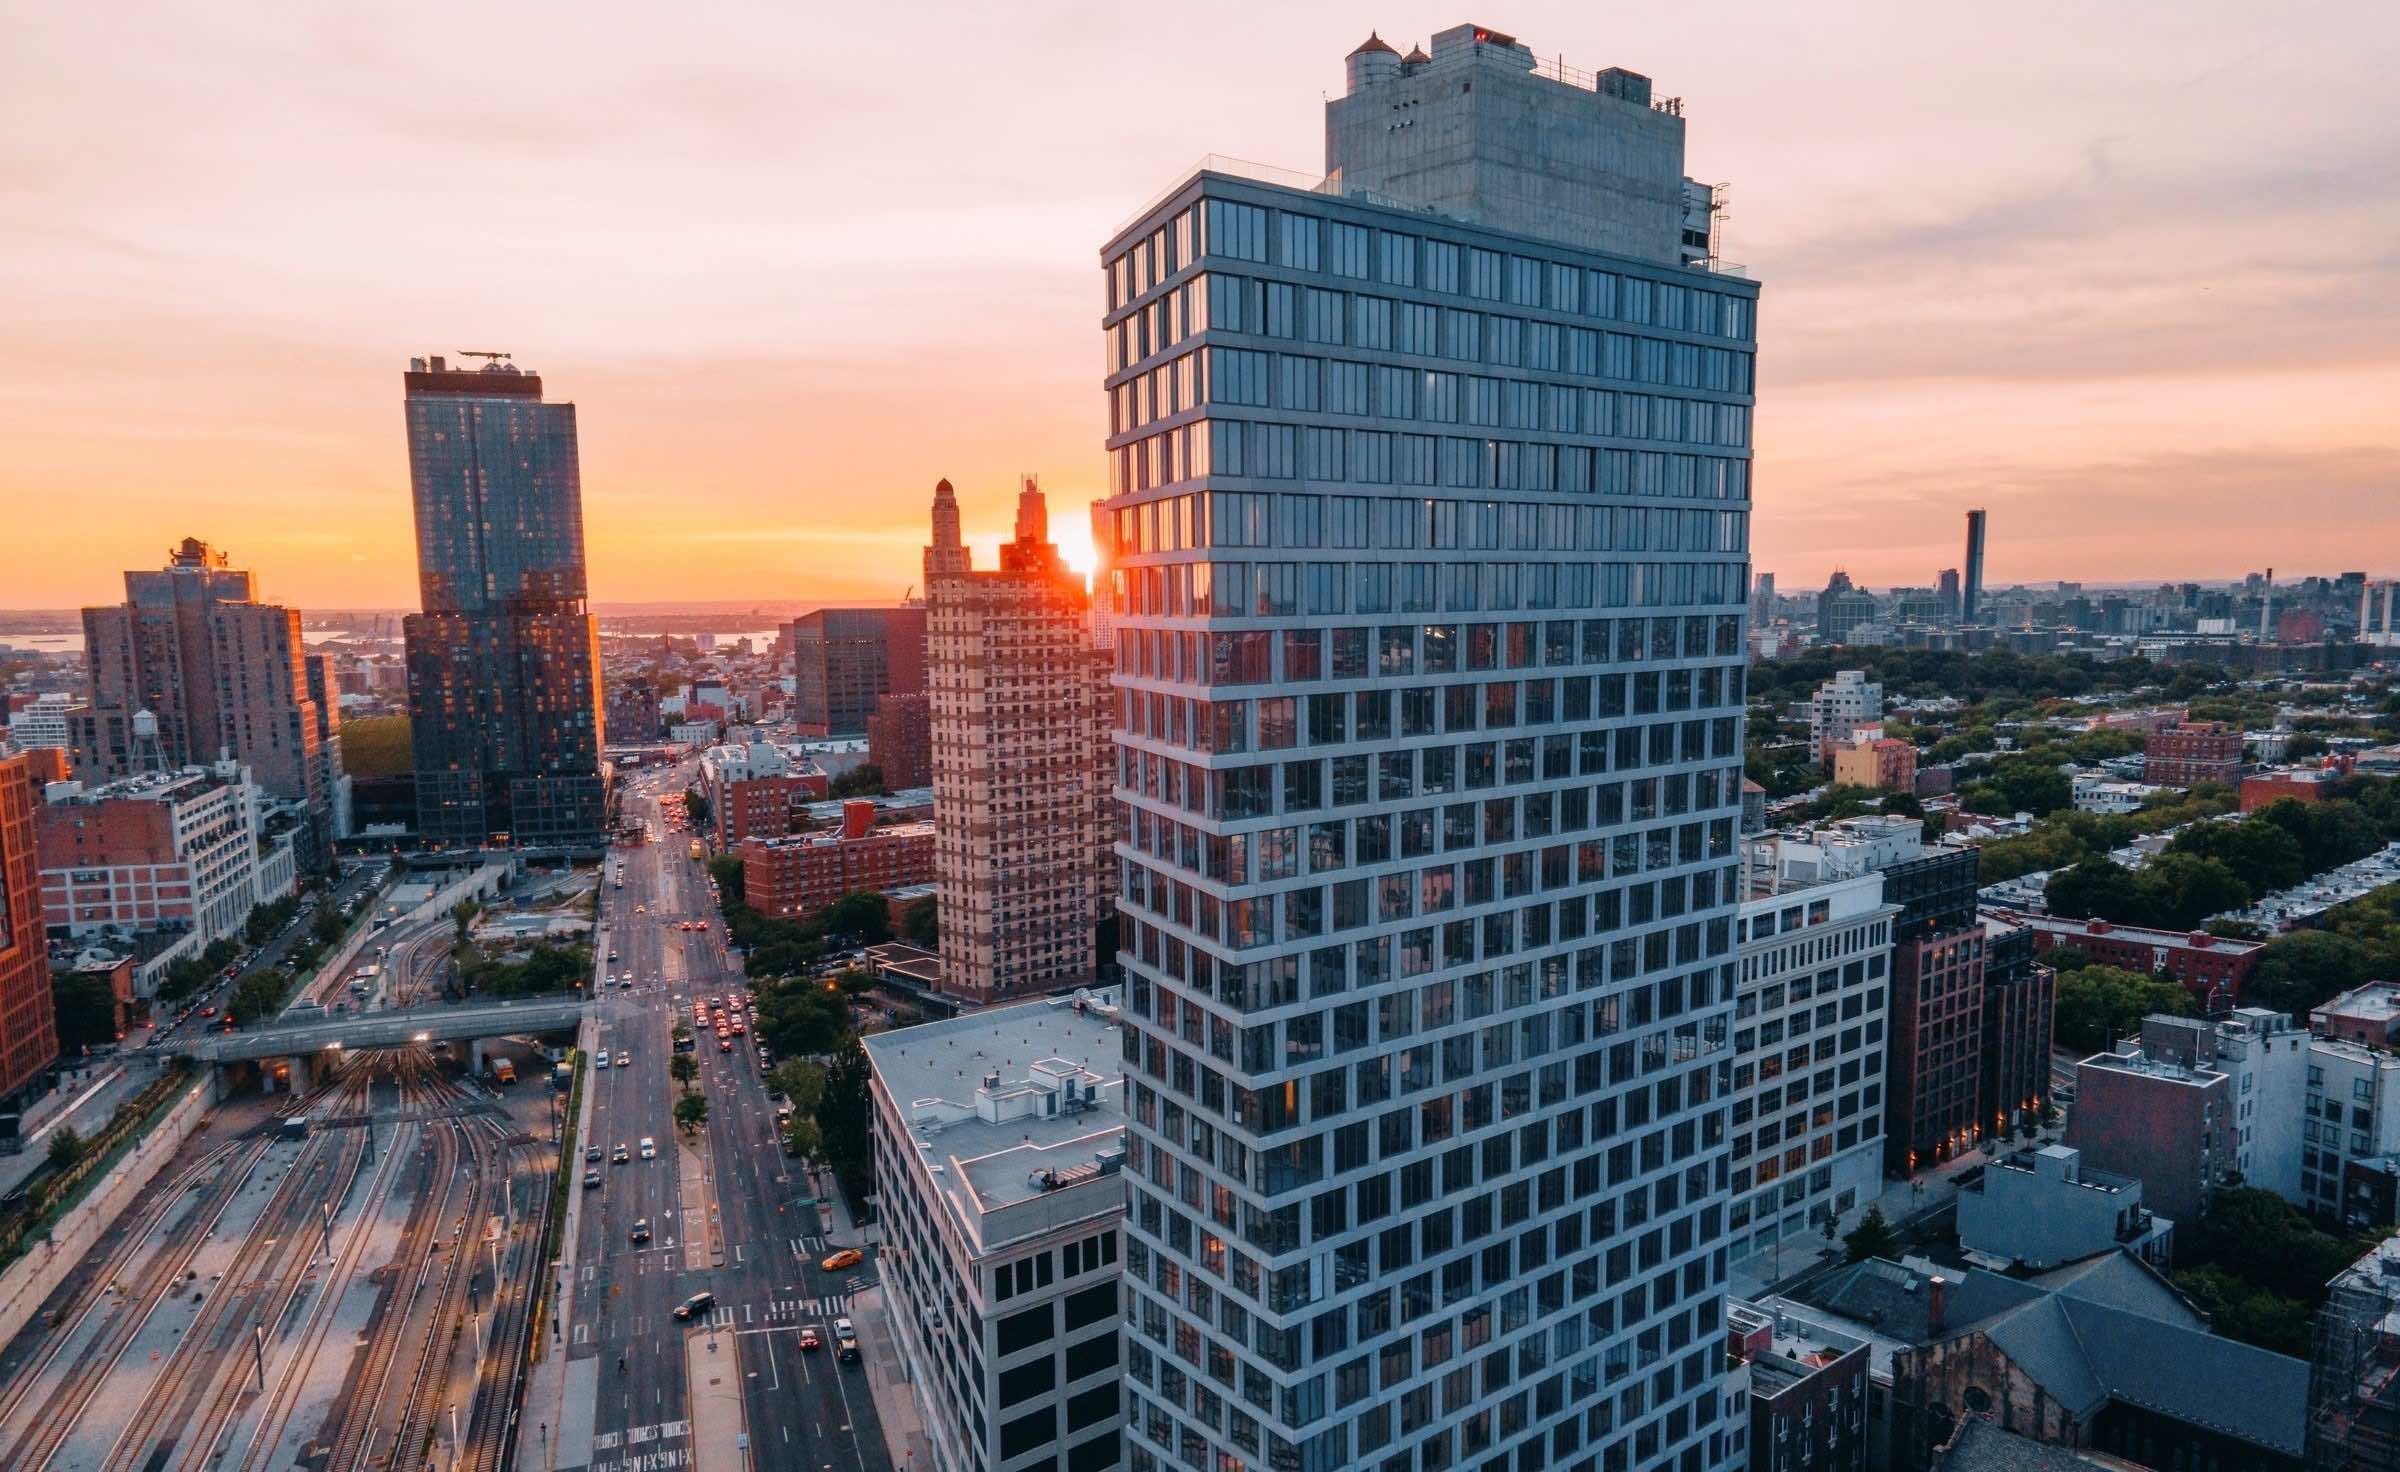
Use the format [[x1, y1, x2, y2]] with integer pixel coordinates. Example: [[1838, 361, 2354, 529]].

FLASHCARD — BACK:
[[3, 2, 2395, 607]]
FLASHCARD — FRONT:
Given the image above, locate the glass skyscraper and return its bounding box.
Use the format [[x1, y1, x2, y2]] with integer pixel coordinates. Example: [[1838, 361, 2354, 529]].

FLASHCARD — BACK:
[[1099, 26, 1758, 1472], [401, 355, 605, 848]]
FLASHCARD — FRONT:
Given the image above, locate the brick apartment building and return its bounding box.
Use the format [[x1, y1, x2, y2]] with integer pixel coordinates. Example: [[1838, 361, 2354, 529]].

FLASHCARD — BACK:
[[735, 799, 933, 922], [74, 538, 336, 855], [925, 477, 1111, 1003], [1979, 919, 2056, 1141], [2145, 719, 2244, 787], [0, 752, 60, 1101], [2240, 762, 2345, 813], [697, 740, 829, 850], [1984, 910, 2262, 1008], [36, 764, 300, 966], [1831, 734, 1917, 794], [2065, 1045, 2233, 1222], [866, 692, 932, 791]]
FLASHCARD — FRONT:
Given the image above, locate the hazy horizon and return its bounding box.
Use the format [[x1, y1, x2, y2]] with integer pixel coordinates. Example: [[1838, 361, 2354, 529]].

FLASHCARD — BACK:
[[5, 2, 2395, 608]]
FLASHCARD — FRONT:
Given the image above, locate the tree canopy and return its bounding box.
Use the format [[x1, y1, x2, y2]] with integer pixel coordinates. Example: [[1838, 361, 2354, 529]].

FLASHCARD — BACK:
[[2052, 963, 2199, 1053]]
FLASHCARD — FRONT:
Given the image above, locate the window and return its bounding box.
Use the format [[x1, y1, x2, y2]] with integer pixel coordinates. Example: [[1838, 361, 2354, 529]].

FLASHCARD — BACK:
[[1064, 1283, 1118, 1332], [998, 1303, 1056, 1356]]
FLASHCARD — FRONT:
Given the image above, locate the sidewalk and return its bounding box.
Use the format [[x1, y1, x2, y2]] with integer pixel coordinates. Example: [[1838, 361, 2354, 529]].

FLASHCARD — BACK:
[[523, 1015, 602, 1471], [822, 1180, 934, 1471]]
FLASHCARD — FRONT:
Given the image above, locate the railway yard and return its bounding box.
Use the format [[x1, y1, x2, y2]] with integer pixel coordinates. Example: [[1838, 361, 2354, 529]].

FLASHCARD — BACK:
[[0, 1044, 558, 1471]]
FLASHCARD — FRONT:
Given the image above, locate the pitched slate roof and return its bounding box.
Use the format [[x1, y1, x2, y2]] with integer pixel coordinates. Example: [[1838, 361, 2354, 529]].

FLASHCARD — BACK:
[[1797, 1252, 2306, 1458]]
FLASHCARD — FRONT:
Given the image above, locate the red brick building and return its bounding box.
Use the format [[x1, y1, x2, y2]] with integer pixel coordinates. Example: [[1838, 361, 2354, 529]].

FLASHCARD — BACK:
[[736, 800, 934, 922], [1888, 926, 1989, 1171], [2064, 1046, 2233, 1222], [1984, 910, 2262, 1007], [2239, 763, 2343, 813], [2145, 720, 2243, 787], [0, 752, 60, 1101], [698, 740, 829, 850], [866, 692, 931, 791]]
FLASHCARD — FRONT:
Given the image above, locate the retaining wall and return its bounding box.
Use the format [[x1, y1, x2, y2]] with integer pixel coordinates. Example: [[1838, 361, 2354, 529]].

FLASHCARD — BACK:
[[0, 1070, 221, 1350]]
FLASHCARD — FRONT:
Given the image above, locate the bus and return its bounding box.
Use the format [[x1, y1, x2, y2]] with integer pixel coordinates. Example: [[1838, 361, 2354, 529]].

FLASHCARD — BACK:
[[491, 1058, 517, 1086]]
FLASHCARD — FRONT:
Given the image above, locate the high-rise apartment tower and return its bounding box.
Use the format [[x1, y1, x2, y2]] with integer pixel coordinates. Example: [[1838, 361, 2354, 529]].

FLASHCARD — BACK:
[[400, 355, 605, 847], [74, 538, 335, 855], [927, 478, 1113, 1003], [1102, 25, 1757, 1472]]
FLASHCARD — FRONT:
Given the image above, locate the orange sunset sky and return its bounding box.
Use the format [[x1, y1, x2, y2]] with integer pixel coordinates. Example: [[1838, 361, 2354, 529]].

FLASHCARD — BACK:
[[3, 1, 2395, 611]]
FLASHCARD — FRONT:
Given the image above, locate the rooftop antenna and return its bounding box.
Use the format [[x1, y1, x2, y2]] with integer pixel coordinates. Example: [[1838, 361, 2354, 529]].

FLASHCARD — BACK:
[[457, 350, 513, 366]]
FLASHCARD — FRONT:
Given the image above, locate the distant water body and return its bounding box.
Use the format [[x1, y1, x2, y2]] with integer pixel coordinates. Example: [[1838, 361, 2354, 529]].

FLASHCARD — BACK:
[[5, 629, 782, 656]]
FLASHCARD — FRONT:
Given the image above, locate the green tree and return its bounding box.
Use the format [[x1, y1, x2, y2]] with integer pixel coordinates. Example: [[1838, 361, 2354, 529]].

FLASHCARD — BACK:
[[2052, 964, 2199, 1053], [670, 1052, 699, 1091], [828, 763, 887, 799], [770, 1059, 830, 1116], [706, 855, 745, 910], [683, 785, 712, 833], [674, 1091, 710, 1133], [754, 977, 853, 1058], [2246, 931, 2378, 1023], [311, 903, 347, 948], [2133, 852, 2252, 931], [814, 891, 894, 947], [899, 894, 938, 949], [228, 968, 293, 1026], [2045, 859, 2144, 923], [47, 1126, 85, 1170], [783, 1115, 824, 1163], [1843, 1205, 1900, 1264], [51, 972, 119, 1052], [816, 1040, 876, 1204]]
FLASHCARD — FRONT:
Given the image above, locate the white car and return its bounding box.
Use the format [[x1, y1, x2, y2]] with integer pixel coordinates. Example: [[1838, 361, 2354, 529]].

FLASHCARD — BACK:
[[595, 1049, 611, 1069], [639, 1136, 657, 1159]]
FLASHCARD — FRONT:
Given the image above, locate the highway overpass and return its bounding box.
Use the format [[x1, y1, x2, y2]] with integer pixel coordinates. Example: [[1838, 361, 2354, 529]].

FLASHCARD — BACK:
[[173, 996, 591, 1065]]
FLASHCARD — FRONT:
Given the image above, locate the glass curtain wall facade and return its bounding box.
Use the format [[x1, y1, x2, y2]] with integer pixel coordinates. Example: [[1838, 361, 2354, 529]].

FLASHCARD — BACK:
[[1099, 174, 1759, 1472], [401, 359, 605, 847]]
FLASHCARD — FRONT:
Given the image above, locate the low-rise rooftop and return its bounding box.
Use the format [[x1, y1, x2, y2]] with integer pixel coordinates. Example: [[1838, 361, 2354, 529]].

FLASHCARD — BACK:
[[863, 988, 1127, 1258]]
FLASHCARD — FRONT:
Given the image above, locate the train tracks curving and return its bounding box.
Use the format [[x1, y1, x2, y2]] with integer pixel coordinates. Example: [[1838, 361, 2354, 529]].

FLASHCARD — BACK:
[[96, 1067, 375, 1472]]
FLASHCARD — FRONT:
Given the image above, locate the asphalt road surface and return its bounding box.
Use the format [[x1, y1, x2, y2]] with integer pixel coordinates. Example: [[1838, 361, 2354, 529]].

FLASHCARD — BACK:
[[565, 767, 893, 1472]]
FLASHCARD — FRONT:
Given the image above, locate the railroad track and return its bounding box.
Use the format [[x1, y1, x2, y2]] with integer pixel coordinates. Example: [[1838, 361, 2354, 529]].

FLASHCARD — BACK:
[[0, 1079, 331, 1468], [230, 1055, 423, 1472], [321, 1063, 476, 1471], [95, 1067, 374, 1472], [382, 1106, 491, 1471], [458, 1114, 548, 1471], [0, 1133, 258, 1442]]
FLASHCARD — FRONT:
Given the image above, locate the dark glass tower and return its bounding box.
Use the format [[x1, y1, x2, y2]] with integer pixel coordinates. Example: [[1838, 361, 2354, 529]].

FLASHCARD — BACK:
[[401, 355, 605, 848], [1961, 507, 1987, 625]]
